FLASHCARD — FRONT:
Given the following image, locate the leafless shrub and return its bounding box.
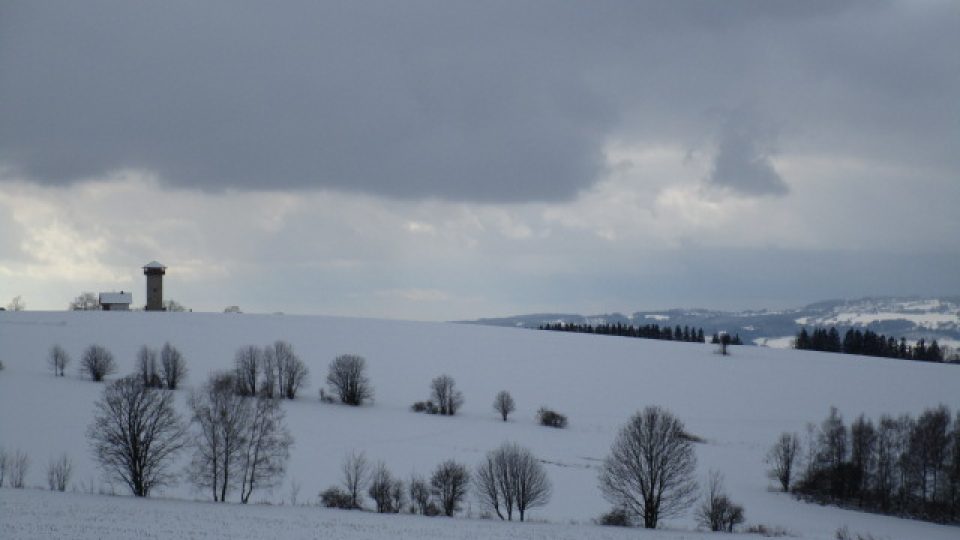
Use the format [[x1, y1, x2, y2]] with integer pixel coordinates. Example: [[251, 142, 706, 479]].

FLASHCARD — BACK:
[[431, 459, 470, 516], [47, 453, 73, 491], [88, 376, 186, 496], [743, 524, 793, 537], [597, 507, 633, 527], [411, 400, 437, 414], [599, 406, 698, 529], [835, 526, 878, 540], [493, 391, 515, 422], [326, 355, 373, 406], [320, 486, 354, 509], [81, 345, 116, 382], [69, 292, 99, 311], [696, 471, 745, 532], [49, 345, 70, 376], [430, 374, 463, 416]]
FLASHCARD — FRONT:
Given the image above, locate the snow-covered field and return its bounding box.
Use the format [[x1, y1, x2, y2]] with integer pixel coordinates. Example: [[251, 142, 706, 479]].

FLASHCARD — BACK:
[[1, 311, 959, 539]]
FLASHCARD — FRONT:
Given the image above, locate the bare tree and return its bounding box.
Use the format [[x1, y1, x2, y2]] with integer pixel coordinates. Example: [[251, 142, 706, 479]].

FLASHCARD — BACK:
[[188, 372, 250, 501], [493, 390, 515, 422], [719, 333, 732, 355], [137, 345, 162, 388], [160, 342, 187, 390], [69, 292, 99, 311], [409, 474, 432, 515], [81, 345, 116, 382], [0, 448, 7, 487], [88, 376, 186, 497], [389, 477, 405, 513], [272, 341, 308, 399], [162, 299, 187, 312], [47, 453, 73, 491], [475, 442, 551, 521], [10, 450, 29, 488], [599, 406, 698, 529], [766, 432, 801, 492], [696, 471, 745, 532], [430, 374, 464, 416], [261, 346, 278, 398], [368, 461, 398, 513], [431, 459, 470, 517], [7, 295, 25, 311], [342, 450, 371, 509], [49, 345, 70, 376], [238, 396, 293, 503], [234, 345, 263, 396], [326, 354, 373, 406]]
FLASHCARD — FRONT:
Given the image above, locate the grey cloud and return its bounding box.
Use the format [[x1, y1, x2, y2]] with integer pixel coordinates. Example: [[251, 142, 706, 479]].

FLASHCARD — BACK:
[[708, 111, 788, 196], [0, 1, 957, 203]]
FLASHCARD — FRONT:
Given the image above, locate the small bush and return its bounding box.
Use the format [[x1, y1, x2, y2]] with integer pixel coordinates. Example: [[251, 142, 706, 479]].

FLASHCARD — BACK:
[[46, 454, 72, 491], [744, 524, 793, 537], [319, 388, 336, 404], [81, 345, 116, 382], [320, 486, 355, 509], [597, 507, 633, 527], [537, 407, 568, 428], [697, 472, 745, 532], [835, 526, 878, 540], [411, 400, 437, 414]]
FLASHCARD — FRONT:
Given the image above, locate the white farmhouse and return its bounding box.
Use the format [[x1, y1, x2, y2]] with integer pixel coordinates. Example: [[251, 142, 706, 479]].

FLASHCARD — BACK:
[[99, 291, 132, 311]]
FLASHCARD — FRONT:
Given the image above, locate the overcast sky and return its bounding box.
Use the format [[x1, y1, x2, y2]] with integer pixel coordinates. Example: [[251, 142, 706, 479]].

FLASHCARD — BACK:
[[1, 1, 958, 320]]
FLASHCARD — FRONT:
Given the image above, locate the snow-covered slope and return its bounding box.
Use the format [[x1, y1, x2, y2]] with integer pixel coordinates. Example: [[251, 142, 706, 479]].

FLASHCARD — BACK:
[[1, 311, 959, 539], [468, 296, 960, 349]]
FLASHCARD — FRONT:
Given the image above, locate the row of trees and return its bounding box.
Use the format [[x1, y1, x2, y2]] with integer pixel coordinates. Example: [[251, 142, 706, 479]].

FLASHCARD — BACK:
[[767, 405, 960, 523], [539, 322, 707, 343], [49, 342, 187, 388], [234, 341, 309, 399], [321, 443, 551, 521], [0, 448, 31, 488], [794, 327, 952, 363], [0, 448, 73, 492]]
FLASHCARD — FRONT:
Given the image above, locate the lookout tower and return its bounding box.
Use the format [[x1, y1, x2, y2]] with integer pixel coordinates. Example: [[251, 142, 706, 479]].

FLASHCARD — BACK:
[[143, 261, 166, 311]]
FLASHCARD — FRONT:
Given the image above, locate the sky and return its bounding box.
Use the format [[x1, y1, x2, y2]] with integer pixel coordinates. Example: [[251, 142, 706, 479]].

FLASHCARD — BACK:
[[1, 1, 958, 320]]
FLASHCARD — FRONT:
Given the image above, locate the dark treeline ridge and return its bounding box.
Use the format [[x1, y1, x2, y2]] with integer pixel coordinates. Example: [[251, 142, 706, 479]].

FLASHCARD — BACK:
[[795, 326, 947, 362], [793, 405, 960, 524], [539, 322, 708, 343]]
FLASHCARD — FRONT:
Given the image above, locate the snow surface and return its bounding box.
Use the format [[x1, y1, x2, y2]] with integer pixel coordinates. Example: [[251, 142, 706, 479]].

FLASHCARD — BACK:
[[0, 487, 765, 540], [1, 311, 959, 539]]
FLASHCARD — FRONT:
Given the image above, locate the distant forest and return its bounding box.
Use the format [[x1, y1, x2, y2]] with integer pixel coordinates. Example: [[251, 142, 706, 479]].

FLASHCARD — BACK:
[[794, 327, 951, 363], [538, 322, 734, 345]]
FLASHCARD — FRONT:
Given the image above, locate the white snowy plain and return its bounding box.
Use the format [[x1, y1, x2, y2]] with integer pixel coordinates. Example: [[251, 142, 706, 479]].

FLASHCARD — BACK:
[[1, 311, 959, 540]]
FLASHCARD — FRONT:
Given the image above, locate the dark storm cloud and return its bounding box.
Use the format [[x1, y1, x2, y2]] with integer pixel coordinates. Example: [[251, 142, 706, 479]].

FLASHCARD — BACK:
[[0, 1, 957, 202]]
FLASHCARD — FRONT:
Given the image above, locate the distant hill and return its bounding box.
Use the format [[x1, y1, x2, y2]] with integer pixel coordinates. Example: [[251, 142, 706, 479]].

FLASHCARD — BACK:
[[461, 296, 960, 349]]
